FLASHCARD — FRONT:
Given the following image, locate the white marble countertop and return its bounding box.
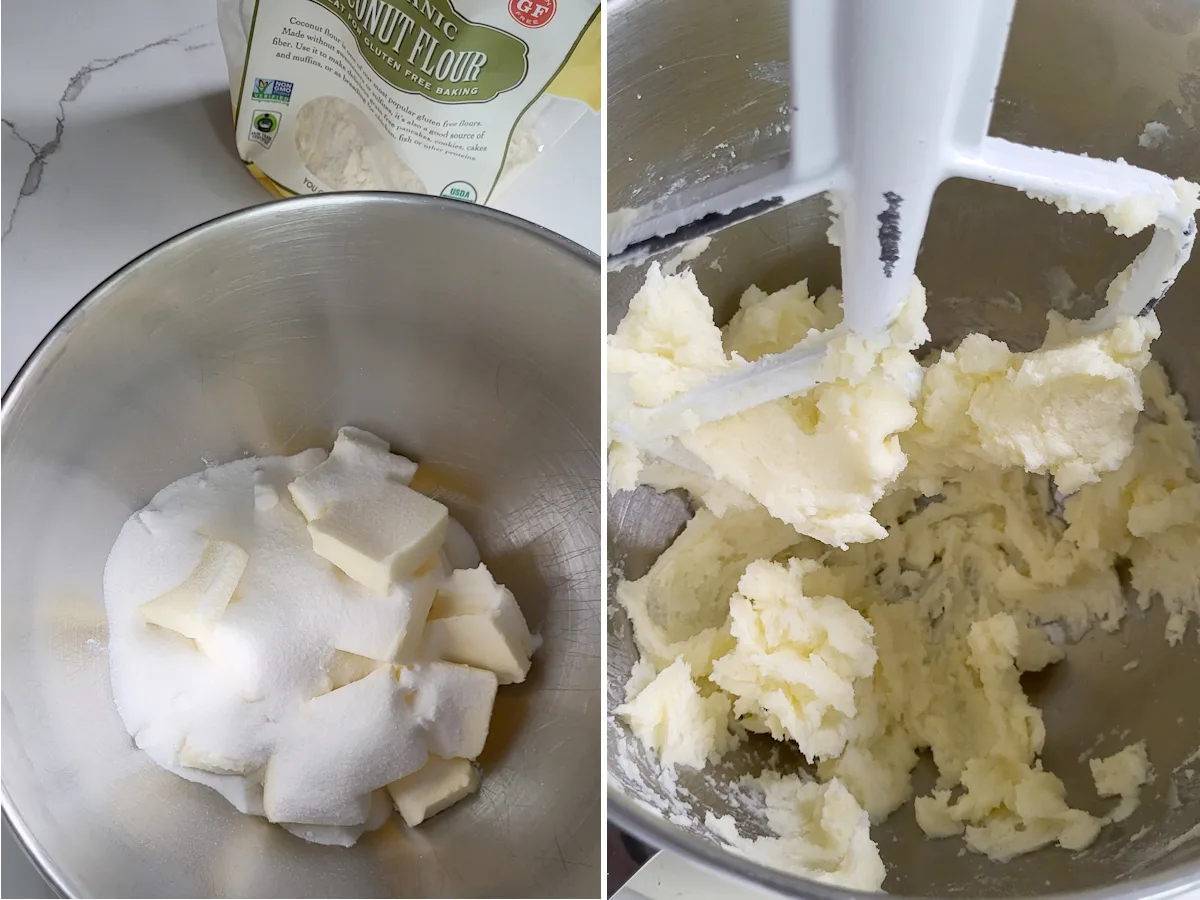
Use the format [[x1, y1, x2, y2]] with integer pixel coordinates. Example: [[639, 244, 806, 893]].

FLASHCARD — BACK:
[[0, 2, 597, 895], [1, 0, 599, 393]]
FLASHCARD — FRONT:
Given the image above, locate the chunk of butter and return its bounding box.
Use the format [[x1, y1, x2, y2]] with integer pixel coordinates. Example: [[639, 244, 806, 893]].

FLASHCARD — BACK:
[[289, 428, 448, 595], [279, 789, 393, 848], [178, 733, 267, 776], [423, 564, 538, 684], [307, 487, 447, 594], [288, 426, 418, 520], [332, 556, 441, 662], [407, 661, 497, 760], [387, 756, 479, 826], [264, 779, 372, 828], [618, 657, 737, 770], [1090, 740, 1152, 823], [138, 538, 248, 641], [325, 649, 381, 691], [263, 667, 427, 825]]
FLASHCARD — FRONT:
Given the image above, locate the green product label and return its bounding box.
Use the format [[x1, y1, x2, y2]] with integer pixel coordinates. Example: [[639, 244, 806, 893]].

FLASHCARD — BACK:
[[310, 0, 530, 104]]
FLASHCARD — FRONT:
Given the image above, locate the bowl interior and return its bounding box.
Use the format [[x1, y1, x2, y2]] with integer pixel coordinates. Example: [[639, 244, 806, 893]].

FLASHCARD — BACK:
[[606, 0, 1200, 896], [2, 195, 600, 898]]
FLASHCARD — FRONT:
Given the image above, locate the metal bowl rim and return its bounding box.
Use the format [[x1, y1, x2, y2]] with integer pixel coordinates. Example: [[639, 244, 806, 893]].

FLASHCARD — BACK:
[[2, 191, 598, 416]]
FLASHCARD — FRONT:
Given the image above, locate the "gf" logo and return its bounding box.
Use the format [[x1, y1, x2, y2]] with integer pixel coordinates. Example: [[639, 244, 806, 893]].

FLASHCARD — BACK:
[[509, 0, 556, 29]]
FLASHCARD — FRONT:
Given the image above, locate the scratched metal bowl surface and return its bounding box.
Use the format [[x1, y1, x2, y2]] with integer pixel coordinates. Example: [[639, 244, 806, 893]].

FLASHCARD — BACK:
[[2, 194, 601, 898], [606, 0, 1200, 897]]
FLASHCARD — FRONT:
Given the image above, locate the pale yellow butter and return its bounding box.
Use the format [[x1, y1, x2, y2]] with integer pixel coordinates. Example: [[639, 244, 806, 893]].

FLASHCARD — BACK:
[[609, 267, 929, 546], [618, 658, 737, 770], [616, 505, 801, 678], [710, 558, 876, 762], [387, 756, 479, 827], [325, 649, 382, 691], [139, 538, 248, 641], [706, 774, 885, 891], [407, 662, 498, 760], [1090, 740, 1152, 823], [422, 564, 537, 684], [307, 488, 448, 596], [178, 722, 269, 776], [288, 426, 418, 519], [611, 251, 1200, 881], [903, 312, 1159, 495], [263, 667, 426, 827], [289, 426, 446, 595], [330, 556, 442, 663]]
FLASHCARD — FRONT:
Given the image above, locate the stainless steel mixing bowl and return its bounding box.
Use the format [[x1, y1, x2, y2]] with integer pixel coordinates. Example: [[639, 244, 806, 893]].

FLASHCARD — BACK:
[[607, 0, 1200, 896], [2, 194, 600, 898]]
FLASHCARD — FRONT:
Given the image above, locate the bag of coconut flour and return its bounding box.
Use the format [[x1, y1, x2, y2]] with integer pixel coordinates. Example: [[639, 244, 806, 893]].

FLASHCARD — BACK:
[[217, 0, 599, 204]]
